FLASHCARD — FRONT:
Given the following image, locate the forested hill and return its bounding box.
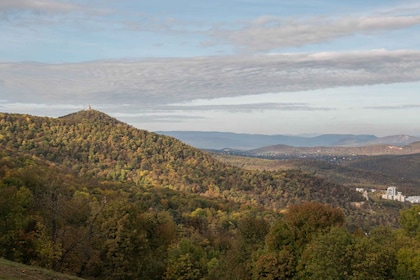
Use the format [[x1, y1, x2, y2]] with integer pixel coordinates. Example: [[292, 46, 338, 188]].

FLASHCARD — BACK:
[[1, 110, 419, 279], [0, 109, 362, 210]]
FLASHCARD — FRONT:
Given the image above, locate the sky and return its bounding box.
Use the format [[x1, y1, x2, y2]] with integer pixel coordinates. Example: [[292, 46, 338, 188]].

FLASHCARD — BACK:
[[1, 0, 420, 136]]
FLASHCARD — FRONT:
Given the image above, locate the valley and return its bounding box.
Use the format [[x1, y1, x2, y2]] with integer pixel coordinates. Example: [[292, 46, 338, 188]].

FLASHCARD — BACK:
[[211, 145, 420, 196]]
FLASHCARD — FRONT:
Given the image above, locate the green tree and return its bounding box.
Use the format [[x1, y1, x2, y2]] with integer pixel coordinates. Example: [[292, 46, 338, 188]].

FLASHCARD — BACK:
[[253, 249, 295, 280], [165, 239, 207, 280], [265, 220, 295, 252], [284, 202, 345, 250], [395, 232, 420, 279], [351, 227, 397, 280], [99, 201, 175, 280], [298, 227, 354, 280], [399, 205, 420, 239]]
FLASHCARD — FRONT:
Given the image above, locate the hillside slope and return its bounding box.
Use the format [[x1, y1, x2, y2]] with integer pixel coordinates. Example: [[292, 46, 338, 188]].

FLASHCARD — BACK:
[[0, 110, 362, 210], [343, 153, 420, 192], [0, 258, 84, 280]]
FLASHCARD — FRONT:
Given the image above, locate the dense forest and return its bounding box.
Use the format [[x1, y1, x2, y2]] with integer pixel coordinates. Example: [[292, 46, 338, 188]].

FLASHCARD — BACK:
[[1, 110, 419, 279]]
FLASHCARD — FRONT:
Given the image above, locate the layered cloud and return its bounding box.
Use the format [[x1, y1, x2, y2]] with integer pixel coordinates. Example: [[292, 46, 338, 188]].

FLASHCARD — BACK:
[[0, 0, 85, 14], [211, 15, 420, 51], [365, 104, 420, 110], [1, 49, 419, 110], [161, 102, 333, 112], [2, 0, 420, 57]]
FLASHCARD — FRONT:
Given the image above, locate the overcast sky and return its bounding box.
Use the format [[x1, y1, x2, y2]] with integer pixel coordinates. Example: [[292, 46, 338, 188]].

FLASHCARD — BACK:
[[1, 0, 420, 136]]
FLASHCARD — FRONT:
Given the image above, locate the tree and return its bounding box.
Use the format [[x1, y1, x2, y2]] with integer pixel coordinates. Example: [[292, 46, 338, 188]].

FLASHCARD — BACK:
[[253, 249, 296, 280], [350, 227, 397, 280], [298, 227, 354, 280], [284, 201, 345, 250], [265, 220, 295, 252], [165, 239, 207, 280], [99, 201, 176, 280], [237, 215, 269, 247], [395, 239, 420, 280], [399, 205, 420, 239]]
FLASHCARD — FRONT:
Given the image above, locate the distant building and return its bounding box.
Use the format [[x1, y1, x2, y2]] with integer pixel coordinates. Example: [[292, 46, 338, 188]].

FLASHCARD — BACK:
[[406, 196, 420, 204], [355, 187, 377, 193], [355, 188, 369, 201], [382, 186, 406, 202]]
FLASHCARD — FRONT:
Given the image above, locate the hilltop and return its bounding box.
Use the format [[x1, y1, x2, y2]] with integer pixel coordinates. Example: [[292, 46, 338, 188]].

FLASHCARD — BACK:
[[60, 109, 122, 125]]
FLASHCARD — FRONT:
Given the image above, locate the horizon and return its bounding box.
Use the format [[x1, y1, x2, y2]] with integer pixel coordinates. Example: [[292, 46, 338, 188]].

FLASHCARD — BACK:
[[1, 1, 420, 136], [2, 108, 420, 138]]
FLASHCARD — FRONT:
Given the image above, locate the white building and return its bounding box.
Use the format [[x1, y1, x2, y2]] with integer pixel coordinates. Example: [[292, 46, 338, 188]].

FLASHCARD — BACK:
[[382, 186, 406, 202], [406, 196, 420, 204], [355, 188, 378, 201], [355, 188, 369, 201]]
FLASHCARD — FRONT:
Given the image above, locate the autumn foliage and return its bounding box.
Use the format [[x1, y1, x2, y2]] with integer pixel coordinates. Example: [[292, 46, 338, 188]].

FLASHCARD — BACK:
[[0, 111, 419, 279]]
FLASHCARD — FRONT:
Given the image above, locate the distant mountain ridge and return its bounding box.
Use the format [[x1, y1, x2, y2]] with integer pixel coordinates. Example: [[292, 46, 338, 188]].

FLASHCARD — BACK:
[[364, 135, 420, 146], [244, 141, 420, 158], [155, 131, 420, 150]]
